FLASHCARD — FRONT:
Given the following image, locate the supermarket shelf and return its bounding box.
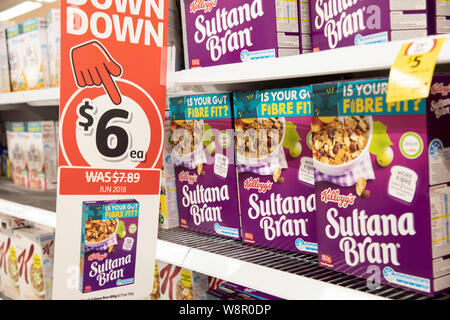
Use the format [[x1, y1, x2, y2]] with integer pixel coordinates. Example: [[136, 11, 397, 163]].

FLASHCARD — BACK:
[[0, 179, 56, 228], [173, 35, 450, 90], [0, 88, 59, 106], [157, 228, 450, 301], [0, 180, 448, 300]]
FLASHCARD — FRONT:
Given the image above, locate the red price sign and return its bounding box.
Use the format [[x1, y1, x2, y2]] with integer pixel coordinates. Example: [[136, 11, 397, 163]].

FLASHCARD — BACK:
[[59, 1, 169, 170], [53, 0, 169, 300], [60, 79, 163, 168]]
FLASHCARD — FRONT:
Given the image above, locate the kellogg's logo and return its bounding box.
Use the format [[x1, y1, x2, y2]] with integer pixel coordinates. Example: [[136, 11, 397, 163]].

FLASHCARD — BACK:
[[243, 177, 273, 193], [320, 188, 355, 208], [178, 171, 198, 185], [190, 0, 218, 14], [431, 82, 450, 96], [88, 252, 107, 262]]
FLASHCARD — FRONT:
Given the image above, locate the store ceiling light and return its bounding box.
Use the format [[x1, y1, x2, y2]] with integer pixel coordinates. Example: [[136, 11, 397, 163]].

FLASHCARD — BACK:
[[0, 1, 42, 22]]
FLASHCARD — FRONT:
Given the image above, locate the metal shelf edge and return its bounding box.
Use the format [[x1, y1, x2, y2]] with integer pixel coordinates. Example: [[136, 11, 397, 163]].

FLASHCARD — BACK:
[[174, 35, 450, 86], [156, 240, 387, 300], [0, 88, 60, 106]]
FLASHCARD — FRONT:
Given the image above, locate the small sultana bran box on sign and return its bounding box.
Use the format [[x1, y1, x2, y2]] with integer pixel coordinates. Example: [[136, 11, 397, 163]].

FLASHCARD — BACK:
[[233, 87, 317, 254], [13, 226, 55, 300], [79, 200, 139, 294], [312, 75, 450, 295]]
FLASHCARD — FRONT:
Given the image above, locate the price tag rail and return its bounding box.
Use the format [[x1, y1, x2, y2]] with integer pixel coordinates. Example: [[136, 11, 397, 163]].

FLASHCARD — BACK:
[[171, 34, 450, 94]]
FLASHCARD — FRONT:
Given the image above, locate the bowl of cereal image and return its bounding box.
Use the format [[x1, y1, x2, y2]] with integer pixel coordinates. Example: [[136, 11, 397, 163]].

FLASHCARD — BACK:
[[85, 219, 119, 249], [8, 256, 20, 287], [170, 119, 205, 164], [29, 263, 46, 297], [235, 117, 286, 166], [312, 116, 373, 176]]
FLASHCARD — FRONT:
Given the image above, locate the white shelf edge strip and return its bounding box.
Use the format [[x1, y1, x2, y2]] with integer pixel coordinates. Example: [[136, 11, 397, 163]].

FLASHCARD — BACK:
[[0, 198, 56, 228], [174, 35, 450, 86], [155, 238, 190, 267], [156, 239, 387, 300], [0, 87, 59, 105]]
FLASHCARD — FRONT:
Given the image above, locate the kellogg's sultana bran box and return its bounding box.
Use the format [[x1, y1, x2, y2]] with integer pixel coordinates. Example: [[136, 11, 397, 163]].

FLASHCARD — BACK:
[[309, 0, 431, 51], [180, 0, 301, 68], [311, 75, 450, 295], [430, 0, 450, 35], [169, 93, 241, 239], [233, 87, 317, 254]]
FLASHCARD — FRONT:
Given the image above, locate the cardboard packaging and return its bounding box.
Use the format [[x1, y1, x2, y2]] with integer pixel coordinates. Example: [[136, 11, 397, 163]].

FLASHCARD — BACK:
[[169, 93, 241, 239], [159, 111, 180, 229], [233, 87, 317, 254], [0, 22, 11, 93], [6, 122, 27, 187], [157, 261, 209, 300], [180, 0, 300, 68], [79, 200, 139, 293], [0, 213, 31, 230], [14, 226, 55, 300], [0, 229, 21, 299], [312, 75, 450, 295], [309, 0, 431, 51], [46, 9, 61, 88], [431, 0, 450, 34], [298, 0, 312, 53], [24, 121, 58, 190], [6, 18, 50, 91]]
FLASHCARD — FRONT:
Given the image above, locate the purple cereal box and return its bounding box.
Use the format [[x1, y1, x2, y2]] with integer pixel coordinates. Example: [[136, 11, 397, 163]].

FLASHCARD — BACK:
[[309, 0, 431, 51], [431, 0, 450, 34], [233, 87, 317, 254], [80, 199, 139, 293], [220, 282, 284, 300], [298, 0, 312, 53], [180, 0, 300, 68], [169, 93, 241, 239], [311, 76, 450, 295]]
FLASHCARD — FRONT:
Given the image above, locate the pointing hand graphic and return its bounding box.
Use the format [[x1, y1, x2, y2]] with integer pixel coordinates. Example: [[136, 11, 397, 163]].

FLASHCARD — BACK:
[[71, 40, 123, 105]]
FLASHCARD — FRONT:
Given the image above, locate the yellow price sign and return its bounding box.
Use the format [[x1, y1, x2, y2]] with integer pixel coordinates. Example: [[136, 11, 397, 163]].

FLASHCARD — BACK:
[[387, 38, 445, 103]]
